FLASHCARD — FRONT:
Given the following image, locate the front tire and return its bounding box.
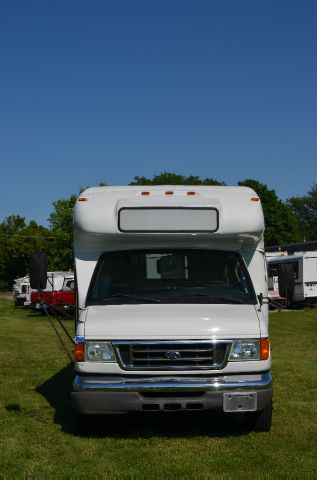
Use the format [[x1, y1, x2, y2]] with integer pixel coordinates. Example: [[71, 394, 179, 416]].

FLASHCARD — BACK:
[[245, 399, 272, 432]]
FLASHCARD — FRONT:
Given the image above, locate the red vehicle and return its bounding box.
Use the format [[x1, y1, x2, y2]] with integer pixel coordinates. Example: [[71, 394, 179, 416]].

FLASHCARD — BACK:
[[31, 289, 75, 307], [31, 278, 75, 309]]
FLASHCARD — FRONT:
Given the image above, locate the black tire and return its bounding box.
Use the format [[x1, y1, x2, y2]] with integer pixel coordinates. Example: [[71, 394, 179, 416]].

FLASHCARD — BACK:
[[245, 399, 272, 432]]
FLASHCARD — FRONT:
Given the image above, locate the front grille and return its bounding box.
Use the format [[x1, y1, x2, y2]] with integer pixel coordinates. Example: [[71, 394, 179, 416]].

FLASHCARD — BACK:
[[113, 340, 231, 370]]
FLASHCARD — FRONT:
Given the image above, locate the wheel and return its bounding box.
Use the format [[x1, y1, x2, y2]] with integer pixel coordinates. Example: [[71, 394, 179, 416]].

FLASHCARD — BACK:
[[245, 399, 272, 432]]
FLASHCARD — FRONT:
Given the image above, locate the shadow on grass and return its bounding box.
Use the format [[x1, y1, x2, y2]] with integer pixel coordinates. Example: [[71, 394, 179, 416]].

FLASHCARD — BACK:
[[37, 365, 249, 438]]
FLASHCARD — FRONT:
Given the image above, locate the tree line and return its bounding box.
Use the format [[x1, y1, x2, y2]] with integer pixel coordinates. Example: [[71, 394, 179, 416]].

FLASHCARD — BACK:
[[1, 173, 316, 290]]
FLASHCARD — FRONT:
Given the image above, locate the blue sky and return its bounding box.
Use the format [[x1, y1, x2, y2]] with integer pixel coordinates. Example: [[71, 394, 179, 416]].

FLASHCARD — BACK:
[[0, 0, 316, 226]]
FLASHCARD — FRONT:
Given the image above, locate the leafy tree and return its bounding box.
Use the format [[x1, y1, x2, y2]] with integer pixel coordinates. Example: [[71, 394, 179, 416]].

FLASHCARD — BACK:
[[0, 215, 26, 289], [47, 194, 77, 270], [130, 171, 225, 186], [48, 195, 77, 235], [0, 216, 54, 289], [0, 215, 26, 235], [288, 184, 317, 241], [238, 179, 301, 246], [0, 195, 78, 289]]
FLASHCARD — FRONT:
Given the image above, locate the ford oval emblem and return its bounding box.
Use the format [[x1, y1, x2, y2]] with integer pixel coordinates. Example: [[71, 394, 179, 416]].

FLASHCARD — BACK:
[[165, 351, 181, 360]]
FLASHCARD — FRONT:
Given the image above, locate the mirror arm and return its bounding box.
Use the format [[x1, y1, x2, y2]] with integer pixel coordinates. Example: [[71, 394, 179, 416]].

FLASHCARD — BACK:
[[257, 293, 270, 306]]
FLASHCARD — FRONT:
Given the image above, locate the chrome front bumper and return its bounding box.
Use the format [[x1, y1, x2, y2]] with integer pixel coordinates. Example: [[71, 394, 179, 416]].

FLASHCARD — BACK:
[[73, 372, 272, 392], [71, 373, 272, 415]]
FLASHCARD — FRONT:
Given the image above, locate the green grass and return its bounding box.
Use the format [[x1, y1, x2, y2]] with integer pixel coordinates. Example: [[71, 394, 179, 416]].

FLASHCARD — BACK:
[[0, 295, 316, 478]]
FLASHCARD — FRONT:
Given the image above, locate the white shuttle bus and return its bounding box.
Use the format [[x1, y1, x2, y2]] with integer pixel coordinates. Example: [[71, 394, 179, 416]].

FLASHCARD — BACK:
[[72, 186, 272, 431]]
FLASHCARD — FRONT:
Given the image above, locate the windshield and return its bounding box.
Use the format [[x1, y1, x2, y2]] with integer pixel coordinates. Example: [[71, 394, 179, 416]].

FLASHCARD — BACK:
[[87, 249, 257, 305]]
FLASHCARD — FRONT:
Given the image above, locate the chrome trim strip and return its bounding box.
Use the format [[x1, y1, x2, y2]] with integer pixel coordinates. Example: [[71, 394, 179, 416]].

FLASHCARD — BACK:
[[73, 372, 272, 392], [112, 340, 232, 345]]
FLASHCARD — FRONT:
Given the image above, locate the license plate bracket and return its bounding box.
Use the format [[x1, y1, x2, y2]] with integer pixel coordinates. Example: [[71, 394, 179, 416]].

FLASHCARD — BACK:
[[223, 392, 257, 412]]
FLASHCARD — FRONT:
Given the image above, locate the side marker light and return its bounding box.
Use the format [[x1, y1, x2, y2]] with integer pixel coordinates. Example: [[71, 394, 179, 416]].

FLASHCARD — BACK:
[[260, 338, 270, 360], [74, 342, 84, 362]]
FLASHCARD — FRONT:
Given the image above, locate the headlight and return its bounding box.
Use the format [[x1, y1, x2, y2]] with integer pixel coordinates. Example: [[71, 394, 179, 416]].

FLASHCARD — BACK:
[[85, 342, 116, 362], [229, 339, 260, 361]]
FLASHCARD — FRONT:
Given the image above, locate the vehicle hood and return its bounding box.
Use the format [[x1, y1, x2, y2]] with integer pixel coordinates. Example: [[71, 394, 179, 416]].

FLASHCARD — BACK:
[[84, 304, 260, 339]]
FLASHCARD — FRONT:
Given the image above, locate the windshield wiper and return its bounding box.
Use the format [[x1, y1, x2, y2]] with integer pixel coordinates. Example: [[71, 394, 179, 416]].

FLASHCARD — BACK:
[[171, 293, 244, 304], [94, 294, 161, 303]]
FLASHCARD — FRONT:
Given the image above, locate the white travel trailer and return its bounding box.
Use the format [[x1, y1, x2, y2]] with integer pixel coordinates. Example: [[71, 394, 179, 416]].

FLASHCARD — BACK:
[[72, 186, 272, 431], [13, 275, 31, 306], [267, 252, 317, 306]]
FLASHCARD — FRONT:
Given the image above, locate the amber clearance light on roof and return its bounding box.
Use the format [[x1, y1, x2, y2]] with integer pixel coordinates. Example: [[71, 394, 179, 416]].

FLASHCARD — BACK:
[[251, 197, 260, 202], [78, 197, 88, 202]]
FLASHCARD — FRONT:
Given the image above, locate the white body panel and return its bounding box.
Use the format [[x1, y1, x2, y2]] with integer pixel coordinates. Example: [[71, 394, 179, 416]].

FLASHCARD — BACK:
[[83, 304, 265, 339], [74, 186, 264, 237], [302, 254, 317, 300]]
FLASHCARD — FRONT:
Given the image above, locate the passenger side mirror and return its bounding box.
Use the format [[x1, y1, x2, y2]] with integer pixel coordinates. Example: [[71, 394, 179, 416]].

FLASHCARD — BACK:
[[29, 252, 48, 290]]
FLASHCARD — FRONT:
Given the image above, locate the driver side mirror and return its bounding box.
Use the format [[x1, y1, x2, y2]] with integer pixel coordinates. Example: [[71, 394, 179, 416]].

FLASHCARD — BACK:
[[29, 252, 48, 290]]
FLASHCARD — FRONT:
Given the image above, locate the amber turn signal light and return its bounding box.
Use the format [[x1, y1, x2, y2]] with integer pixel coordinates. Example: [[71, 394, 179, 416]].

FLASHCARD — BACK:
[[260, 338, 270, 360], [74, 342, 84, 362]]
